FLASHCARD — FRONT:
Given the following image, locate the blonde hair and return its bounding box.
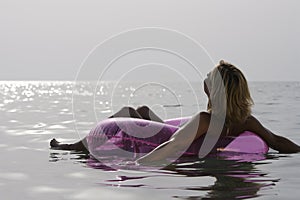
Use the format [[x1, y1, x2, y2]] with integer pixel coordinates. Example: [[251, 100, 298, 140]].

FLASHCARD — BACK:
[[207, 60, 254, 126]]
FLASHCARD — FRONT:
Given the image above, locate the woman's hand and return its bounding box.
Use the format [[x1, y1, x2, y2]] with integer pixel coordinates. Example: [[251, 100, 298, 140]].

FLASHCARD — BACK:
[[136, 112, 210, 165]]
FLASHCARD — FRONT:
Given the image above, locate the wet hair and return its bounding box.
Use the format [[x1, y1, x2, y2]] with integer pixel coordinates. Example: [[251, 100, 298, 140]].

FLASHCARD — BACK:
[[207, 60, 254, 126]]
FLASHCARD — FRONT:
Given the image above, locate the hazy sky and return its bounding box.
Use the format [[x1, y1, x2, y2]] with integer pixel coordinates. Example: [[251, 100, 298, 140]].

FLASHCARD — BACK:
[[1, 0, 299, 81]]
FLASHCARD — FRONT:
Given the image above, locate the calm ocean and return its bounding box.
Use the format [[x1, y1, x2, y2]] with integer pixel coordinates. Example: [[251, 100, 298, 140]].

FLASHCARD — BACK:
[[0, 81, 300, 199]]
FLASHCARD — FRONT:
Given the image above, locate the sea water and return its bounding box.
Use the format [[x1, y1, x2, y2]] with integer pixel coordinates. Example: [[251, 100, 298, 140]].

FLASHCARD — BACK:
[[0, 81, 300, 200]]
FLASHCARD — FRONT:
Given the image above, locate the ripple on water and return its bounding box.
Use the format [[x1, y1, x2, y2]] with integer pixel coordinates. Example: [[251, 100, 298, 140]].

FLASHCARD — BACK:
[[0, 172, 28, 181], [33, 123, 47, 128], [47, 125, 67, 129], [0, 144, 8, 148], [6, 129, 55, 136], [30, 186, 70, 194], [60, 120, 75, 124], [7, 109, 18, 113], [65, 172, 88, 178], [3, 99, 14, 104], [103, 174, 216, 189]]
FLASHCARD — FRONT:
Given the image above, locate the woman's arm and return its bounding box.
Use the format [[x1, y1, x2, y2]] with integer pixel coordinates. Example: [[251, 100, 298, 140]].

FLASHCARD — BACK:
[[136, 112, 210, 164], [247, 116, 300, 153]]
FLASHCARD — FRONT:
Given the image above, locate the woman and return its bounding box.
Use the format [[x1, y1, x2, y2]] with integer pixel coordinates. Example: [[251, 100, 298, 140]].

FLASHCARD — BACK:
[[50, 61, 300, 163]]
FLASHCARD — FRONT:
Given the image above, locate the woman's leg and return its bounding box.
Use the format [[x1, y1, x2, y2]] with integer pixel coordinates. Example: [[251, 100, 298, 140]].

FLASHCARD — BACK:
[[108, 106, 143, 119], [136, 105, 164, 123], [50, 106, 164, 151], [50, 106, 143, 151], [109, 106, 164, 123]]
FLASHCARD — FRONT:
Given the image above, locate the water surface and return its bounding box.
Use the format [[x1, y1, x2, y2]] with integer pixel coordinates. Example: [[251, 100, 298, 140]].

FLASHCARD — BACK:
[[0, 81, 300, 199]]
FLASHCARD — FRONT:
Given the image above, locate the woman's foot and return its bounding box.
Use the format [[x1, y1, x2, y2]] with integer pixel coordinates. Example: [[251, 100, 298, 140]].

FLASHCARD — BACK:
[[50, 138, 60, 148], [50, 138, 88, 152], [50, 138, 71, 150]]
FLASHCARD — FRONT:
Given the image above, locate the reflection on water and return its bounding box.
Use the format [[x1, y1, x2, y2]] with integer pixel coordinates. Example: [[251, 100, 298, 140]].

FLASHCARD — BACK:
[[168, 157, 278, 199], [49, 151, 90, 163], [50, 150, 280, 199]]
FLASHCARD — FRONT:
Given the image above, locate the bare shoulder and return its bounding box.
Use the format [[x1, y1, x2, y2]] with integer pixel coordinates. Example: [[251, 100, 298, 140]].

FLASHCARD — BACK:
[[245, 115, 259, 126], [245, 115, 267, 131], [245, 115, 265, 132], [244, 115, 276, 143]]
